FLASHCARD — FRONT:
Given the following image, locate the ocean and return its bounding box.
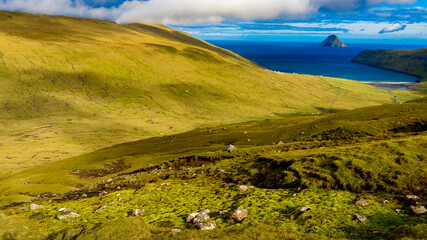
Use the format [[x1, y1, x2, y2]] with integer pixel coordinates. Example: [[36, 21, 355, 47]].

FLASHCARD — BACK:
[[208, 41, 423, 82]]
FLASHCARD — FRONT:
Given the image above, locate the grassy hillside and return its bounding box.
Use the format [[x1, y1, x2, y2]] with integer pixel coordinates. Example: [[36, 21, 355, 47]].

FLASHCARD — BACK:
[[352, 48, 427, 92], [0, 11, 422, 175], [0, 97, 425, 239]]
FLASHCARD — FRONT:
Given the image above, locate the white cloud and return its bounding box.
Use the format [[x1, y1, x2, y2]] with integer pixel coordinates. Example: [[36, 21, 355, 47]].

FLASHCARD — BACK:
[[0, 0, 420, 24], [379, 23, 407, 33]]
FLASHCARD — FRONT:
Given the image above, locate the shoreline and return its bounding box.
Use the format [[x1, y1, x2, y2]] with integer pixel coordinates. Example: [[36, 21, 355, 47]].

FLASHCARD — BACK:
[[362, 81, 420, 90]]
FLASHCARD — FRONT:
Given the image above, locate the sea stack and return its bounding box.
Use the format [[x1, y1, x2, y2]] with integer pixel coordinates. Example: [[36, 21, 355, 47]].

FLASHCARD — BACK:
[[320, 35, 347, 48]]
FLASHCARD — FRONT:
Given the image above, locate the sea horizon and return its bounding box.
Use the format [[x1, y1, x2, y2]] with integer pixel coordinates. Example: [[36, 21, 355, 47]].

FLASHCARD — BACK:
[[208, 40, 424, 83]]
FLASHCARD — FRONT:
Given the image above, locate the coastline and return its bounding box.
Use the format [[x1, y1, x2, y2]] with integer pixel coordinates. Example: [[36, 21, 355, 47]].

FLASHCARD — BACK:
[[362, 81, 420, 90]]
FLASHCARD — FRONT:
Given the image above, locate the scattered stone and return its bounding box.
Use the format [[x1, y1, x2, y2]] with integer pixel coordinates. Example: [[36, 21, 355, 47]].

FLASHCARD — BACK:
[[80, 194, 88, 199], [273, 141, 284, 145], [182, 182, 188, 186], [300, 206, 313, 212], [227, 145, 236, 152], [107, 178, 113, 183], [99, 191, 107, 197], [193, 212, 210, 224], [383, 200, 389, 204], [94, 206, 107, 213], [219, 208, 232, 215], [186, 212, 198, 223], [195, 220, 216, 231], [249, 186, 256, 189], [58, 208, 69, 212], [132, 209, 145, 216], [355, 198, 370, 207], [57, 212, 79, 220], [409, 205, 426, 215], [292, 193, 298, 197], [106, 216, 115, 219], [29, 204, 44, 210], [223, 183, 236, 188], [229, 209, 248, 223], [171, 228, 181, 234], [355, 214, 367, 222], [406, 195, 420, 201], [395, 209, 407, 214], [238, 185, 249, 192], [109, 202, 115, 206], [20, 206, 28, 211]]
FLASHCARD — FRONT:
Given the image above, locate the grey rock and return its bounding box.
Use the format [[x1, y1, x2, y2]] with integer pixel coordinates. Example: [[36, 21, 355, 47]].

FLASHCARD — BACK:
[[57, 212, 79, 220], [193, 212, 210, 224], [355, 198, 370, 207], [410, 205, 426, 215], [109, 202, 115, 206], [131, 209, 145, 216], [219, 208, 232, 215], [300, 206, 313, 212], [94, 206, 107, 213], [171, 228, 181, 234], [395, 209, 408, 214], [406, 195, 420, 201], [355, 213, 367, 222], [186, 212, 198, 223], [29, 204, 44, 210], [229, 209, 248, 223], [238, 185, 248, 192], [227, 145, 236, 152], [195, 220, 216, 230]]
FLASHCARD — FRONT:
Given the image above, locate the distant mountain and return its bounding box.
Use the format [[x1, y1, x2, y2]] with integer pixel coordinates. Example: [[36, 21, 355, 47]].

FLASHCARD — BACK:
[[320, 35, 347, 48], [352, 48, 427, 83]]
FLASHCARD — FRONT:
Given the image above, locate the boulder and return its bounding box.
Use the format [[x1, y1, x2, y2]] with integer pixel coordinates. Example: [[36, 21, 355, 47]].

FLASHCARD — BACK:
[[409, 205, 426, 215], [195, 220, 216, 230], [29, 204, 44, 210], [171, 228, 181, 234], [355, 198, 369, 207], [238, 185, 249, 192], [229, 209, 248, 223], [57, 212, 79, 220]]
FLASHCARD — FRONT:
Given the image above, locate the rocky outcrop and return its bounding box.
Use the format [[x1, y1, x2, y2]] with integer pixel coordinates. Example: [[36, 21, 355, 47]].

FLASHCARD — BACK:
[[320, 35, 347, 48]]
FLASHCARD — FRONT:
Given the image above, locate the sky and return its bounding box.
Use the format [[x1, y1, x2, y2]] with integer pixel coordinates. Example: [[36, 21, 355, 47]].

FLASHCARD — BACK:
[[0, 0, 426, 44]]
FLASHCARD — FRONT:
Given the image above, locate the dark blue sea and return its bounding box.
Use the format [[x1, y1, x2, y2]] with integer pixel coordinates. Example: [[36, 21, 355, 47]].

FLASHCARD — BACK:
[[208, 41, 424, 82]]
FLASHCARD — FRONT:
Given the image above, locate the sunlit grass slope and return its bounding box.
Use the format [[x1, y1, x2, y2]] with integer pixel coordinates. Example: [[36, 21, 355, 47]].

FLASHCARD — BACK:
[[1, 96, 425, 205], [0, 11, 422, 173], [0, 98, 425, 239]]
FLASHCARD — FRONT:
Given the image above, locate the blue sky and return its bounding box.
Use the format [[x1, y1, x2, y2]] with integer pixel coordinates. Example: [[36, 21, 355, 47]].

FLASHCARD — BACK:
[[0, 0, 426, 44]]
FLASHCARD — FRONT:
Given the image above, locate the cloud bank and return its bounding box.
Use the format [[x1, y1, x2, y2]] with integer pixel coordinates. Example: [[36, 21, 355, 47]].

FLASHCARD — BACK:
[[0, 0, 419, 24], [379, 23, 407, 33]]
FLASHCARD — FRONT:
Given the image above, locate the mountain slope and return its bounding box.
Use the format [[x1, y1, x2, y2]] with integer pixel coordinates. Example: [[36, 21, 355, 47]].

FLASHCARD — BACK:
[[0, 11, 421, 173]]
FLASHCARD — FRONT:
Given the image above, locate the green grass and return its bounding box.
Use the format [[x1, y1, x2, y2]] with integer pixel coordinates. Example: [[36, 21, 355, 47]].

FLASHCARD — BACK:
[[0, 11, 426, 240], [0, 11, 423, 174]]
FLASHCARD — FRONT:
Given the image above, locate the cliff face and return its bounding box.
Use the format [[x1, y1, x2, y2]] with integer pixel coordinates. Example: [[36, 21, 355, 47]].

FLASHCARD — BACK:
[[320, 35, 347, 48]]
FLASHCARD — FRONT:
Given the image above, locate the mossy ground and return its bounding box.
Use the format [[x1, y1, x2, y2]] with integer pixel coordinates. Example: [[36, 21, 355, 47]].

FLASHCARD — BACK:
[[0, 98, 426, 239]]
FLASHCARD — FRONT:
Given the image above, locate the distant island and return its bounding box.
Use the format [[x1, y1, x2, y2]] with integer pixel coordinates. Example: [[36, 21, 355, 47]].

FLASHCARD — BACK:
[[320, 35, 347, 48]]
